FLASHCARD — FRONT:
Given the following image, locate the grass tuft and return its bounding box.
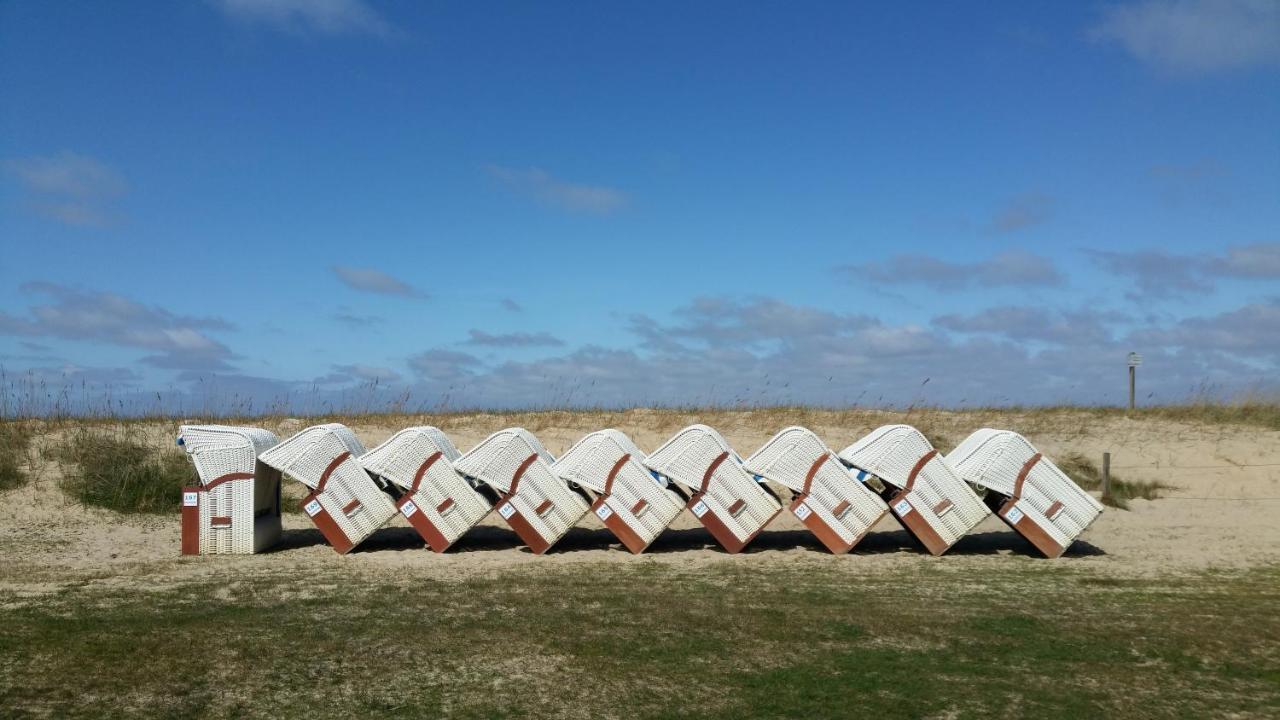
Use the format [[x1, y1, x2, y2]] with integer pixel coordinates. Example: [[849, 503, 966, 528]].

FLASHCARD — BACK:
[[1055, 451, 1173, 510], [53, 428, 192, 513], [0, 421, 35, 490]]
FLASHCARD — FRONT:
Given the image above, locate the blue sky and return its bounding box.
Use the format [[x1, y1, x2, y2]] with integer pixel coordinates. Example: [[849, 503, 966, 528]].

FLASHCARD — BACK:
[[1, 0, 1278, 414]]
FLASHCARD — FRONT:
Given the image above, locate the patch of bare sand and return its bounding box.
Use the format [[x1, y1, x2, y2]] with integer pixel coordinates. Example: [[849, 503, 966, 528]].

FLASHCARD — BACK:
[[2, 412, 1277, 601]]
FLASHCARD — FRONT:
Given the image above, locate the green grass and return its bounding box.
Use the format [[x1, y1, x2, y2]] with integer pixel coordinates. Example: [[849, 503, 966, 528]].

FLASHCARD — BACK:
[[1, 562, 1276, 719], [1054, 451, 1173, 509], [0, 421, 35, 491], [53, 428, 193, 513]]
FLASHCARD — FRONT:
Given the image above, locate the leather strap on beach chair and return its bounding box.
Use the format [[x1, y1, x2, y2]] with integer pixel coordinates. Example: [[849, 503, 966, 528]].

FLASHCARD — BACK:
[[409, 451, 444, 494], [904, 449, 937, 493], [600, 453, 648, 515], [508, 452, 553, 516], [315, 452, 352, 493], [1012, 453, 1042, 500], [700, 451, 730, 494]]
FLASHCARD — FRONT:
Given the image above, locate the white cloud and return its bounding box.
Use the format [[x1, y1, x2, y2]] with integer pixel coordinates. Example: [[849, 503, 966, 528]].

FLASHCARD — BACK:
[[464, 330, 565, 348], [332, 266, 423, 297], [0, 282, 236, 371], [212, 0, 394, 37], [990, 193, 1054, 233], [3, 151, 127, 227], [1091, 0, 1280, 74], [485, 165, 627, 214], [840, 250, 1064, 292]]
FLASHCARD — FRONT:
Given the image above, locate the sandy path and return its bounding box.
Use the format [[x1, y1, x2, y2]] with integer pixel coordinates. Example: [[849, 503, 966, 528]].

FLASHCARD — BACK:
[[2, 412, 1277, 597]]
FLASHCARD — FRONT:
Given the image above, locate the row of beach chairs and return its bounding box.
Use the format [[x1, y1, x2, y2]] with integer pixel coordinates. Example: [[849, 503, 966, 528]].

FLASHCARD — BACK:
[[177, 423, 1104, 559]]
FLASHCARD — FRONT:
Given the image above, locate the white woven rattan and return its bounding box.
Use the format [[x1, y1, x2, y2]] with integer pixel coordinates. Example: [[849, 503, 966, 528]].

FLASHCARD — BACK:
[[177, 424, 282, 554], [838, 424, 988, 548], [360, 426, 492, 547], [744, 426, 887, 547], [643, 424, 781, 544], [259, 423, 395, 549], [453, 428, 590, 548], [947, 428, 1104, 549], [552, 429, 685, 548]]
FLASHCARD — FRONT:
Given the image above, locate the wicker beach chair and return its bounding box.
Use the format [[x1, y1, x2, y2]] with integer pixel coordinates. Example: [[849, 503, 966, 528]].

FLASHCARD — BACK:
[[551, 429, 686, 554], [359, 426, 495, 553], [947, 429, 1104, 558], [453, 428, 591, 554], [177, 424, 282, 555], [837, 425, 989, 556], [259, 423, 396, 554], [643, 424, 782, 553], [744, 426, 888, 554]]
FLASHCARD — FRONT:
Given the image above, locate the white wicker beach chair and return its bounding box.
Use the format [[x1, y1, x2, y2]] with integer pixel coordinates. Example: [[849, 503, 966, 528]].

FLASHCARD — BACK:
[[259, 423, 396, 554], [947, 429, 1104, 558], [359, 426, 495, 553], [177, 424, 282, 555], [452, 428, 591, 554], [643, 425, 782, 554], [744, 426, 888, 554], [837, 425, 989, 556], [551, 429, 686, 554]]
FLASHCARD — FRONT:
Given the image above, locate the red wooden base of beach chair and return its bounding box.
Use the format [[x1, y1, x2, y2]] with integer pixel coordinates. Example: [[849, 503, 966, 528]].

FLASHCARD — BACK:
[[994, 496, 1067, 559], [789, 496, 879, 554], [886, 490, 951, 556], [687, 493, 781, 554], [495, 497, 555, 555], [302, 492, 355, 555], [181, 486, 201, 555], [395, 495, 456, 553], [591, 496, 651, 554]]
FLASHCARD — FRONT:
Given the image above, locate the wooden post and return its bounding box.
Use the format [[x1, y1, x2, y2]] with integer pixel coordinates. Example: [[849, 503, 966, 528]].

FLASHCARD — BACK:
[[1128, 365, 1135, 411], [1102, 452, 1111, 502]]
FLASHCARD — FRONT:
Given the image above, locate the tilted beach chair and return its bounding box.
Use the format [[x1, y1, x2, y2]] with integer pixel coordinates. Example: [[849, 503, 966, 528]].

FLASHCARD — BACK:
[[259, 423, 396, 554], [947, 429, 1104, 558], [744, 426, 888, 554], [837, 425, 989, 556], [452, 428, 591, 554], [177, 424, 282, 555], [552, 429, 686, 554], [643, 425, 782, 554], [359, 426, 495, 553]]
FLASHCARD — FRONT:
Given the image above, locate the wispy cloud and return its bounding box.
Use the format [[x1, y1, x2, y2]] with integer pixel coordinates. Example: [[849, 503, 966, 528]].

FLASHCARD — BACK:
[[839, 250, 1064, 291], [3, 151, 127, 227], [990, 193, 1054, 233], [464, 329, 565, 348], [407, 349, 481, 383], [1091, 0, 1280, 75], [331, 266, 423, 297], [485, 164, 627, 214], [1088, 242, 1280, 300], [500, 298, 523, 312], [211, 0, 394, 37], [329, 363, 402, 383], [0, 282, 236, 371]]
